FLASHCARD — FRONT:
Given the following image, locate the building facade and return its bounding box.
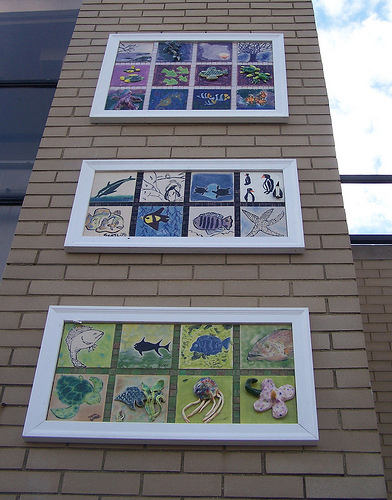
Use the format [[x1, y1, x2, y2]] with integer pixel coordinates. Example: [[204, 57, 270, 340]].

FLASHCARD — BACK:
[[0, 0, 389, 498]]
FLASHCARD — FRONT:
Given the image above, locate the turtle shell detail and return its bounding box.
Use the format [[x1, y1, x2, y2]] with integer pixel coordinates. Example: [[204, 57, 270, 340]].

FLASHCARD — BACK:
[[51, 375, 103, 419]]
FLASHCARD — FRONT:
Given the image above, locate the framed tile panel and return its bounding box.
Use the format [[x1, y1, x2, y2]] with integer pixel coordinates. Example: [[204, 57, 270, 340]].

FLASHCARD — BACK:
[[90, 33, 289, 122], [64, 159, 305, 253], [23, 306, 318, 445]]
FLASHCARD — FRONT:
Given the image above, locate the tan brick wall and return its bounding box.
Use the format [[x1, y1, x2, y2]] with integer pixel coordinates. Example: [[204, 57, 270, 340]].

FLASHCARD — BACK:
[[353, 245, 392, 499], [0, 0, 388, 498]]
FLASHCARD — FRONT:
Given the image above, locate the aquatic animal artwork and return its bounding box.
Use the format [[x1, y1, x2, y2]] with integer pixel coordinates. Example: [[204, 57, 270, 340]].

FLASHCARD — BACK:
[[194, 186, 209, 195], [193, 212, 233, 235], [115, 386, 146, 410], [261, 174, 274, 194], [242, 208, 284, 237], [51, 375, 103, 419], [112, 90, 143, 110], [65, 325, 104, 368], [245, 91, 267, 106], [247, 328, 293, 362], [141, 379, 166, 422], [244, 188, 255, 203], [212, 186, 230, 198], [197, 92, 230, 106], [240, 65, 272, 84], [156, 92, 183, 109], [245, 377, 295, 419], [198, 66, 229, 80], [85, 208, 125, 234], [164, 182, 182, 201], [182, 377, 224, 423], [95, 175, 135, 198], [133, 337, 171, 357], [244, 173, 251, 185], [273, 181, 283, 199], [163, 41, 182, 61], [141, 207, 169, 230], [190, 335, 231, 359]]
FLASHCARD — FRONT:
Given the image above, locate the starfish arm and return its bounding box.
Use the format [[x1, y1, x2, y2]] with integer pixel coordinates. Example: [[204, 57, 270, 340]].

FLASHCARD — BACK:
[[259, 226, 284, 237]]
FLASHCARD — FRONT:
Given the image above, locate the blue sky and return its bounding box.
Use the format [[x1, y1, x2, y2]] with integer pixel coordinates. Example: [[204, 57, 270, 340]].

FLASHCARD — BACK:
[[312, 0, 392, 233]]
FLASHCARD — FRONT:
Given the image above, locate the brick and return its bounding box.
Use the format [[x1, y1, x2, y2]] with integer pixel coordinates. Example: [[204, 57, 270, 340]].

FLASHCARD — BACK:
[[104, 451, 181, 471], [316, 388, 375, 409], [62, 472, 140, 495], [266, 452, 344, 474], [224, 475, 303, 498], [27, 449, 104, 471], [0, 471, 61, 493], [305, 476, 387, 499], [341, 410, 378, 430], [184, 451, 261, 473], [142, 473, 221, 497]]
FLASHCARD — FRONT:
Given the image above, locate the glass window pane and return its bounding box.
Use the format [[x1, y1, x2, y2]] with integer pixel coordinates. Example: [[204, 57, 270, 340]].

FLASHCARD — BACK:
[[0, 9, 79, 81], [342, 184, 392, 234]]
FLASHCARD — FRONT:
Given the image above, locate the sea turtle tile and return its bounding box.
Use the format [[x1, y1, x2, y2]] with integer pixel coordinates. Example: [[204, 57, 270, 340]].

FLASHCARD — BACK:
[[239, 324, 294, 370], [152, 64, 191, 86], [47, 373, 108, 422], [179, 324, 233, 370], [240, 171, 284, 202], [110, 374, 170, 423], [175, 375, 232, 424], [240, 375, 297, 424], [196, 42, 232, 62], [237, 64, 274, 87], [110, 63, 150, 88], [105, 88, 145, 110], [240, 206, 287, 238], [194, 65, 231, 86], [140, 171, 186, 203], [56, 322, 115, 369], [118, 323, 174, 369], [190, 172, 234, 202], [90, 171, 137, 203], [237, 41, 273, 63], [188, 206, 235, 238], [192, 89, 231, 110], [83, 205, 131, 237], [115, 42, 153, 63], [156, 41, 193, 62], [135, 205, 183, 237], [148, 89, 188, 110]]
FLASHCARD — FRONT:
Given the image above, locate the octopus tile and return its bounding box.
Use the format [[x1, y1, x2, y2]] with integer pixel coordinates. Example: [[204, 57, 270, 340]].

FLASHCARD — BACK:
[[190, 172, 234, 202], [152, 64, 191, 86], [118, 323, 174, 369], [240, 206, 287, 238], [110, 63, 150, 88], [239, 324, 294, 370], [135, 205, 183, 237], [196, 42, 232, 62], [156, 41, 193, 63], [56, 322, 115, 369], [83, 205, 131, 237], [111, 375, 170, 423], [194, 65, 232, 86], [175, 375, 232, 424], [188, 206, 235, 238], [115, 42, 153, 63], [140, 171, 186, 203], [148, 89, 188, 110], [179, 324, 233, 370], [240, 171, 284, 202], [47, 373, 108, 422], [105, 88, 145, 110], [90, 171, 137, 203], [236, 88, 275, 110], [192, 89, 231, 110], [240, 375, 297, 424]]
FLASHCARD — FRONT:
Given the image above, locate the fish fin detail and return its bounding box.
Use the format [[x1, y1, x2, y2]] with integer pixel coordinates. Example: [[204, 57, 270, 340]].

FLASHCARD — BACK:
[[222, 337, 231, 350]]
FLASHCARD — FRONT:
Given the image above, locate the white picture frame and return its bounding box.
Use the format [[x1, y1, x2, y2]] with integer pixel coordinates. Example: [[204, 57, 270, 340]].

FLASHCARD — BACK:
[[64, 159, 304, 253], [23, 306, 318, 445], [90, 33, 288, 123]]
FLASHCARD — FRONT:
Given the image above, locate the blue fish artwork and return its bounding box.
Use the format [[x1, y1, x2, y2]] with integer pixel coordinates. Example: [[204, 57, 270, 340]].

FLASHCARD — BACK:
[[190, 335, 231, 359], [134, 337, 171, 357]]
